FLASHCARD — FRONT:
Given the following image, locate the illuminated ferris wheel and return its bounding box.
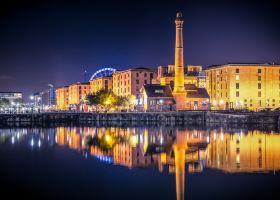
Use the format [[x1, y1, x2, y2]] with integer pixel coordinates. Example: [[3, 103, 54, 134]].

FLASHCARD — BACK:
[[90, 68, 116, 80]]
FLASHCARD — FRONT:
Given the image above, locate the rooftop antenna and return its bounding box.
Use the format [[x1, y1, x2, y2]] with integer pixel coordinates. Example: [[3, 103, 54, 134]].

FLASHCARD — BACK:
[[83, 67, 87, 83]]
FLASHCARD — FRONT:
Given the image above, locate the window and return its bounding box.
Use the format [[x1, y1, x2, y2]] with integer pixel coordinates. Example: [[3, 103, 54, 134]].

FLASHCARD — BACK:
[[236, 83, 239, 89], [258, 83, 261, 89], [136, 79, 139, 84], [236, 68, 239, 73], [136, 73, 139, 77], [144, 73, 147, 77], [144, 80, 147, 84], [155, 89, 164, 93], [236, 75, 239, 81], [150, 73, 154, 79], [258, 76, 261, 81], [236, 91, 239, 97], [258, 68, 261, 73], [258, 91, 261, 97], [258, 100, 262, 106]]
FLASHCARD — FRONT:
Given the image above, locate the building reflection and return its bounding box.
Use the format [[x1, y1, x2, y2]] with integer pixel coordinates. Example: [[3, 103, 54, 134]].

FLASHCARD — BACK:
[[50, 126, 280, 200], [6, 126, 277, 200], [207, 129, 280, 172]]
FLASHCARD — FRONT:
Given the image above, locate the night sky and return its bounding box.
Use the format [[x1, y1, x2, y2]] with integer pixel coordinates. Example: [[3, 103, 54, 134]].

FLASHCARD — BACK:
[[0, 0, 280, 99]]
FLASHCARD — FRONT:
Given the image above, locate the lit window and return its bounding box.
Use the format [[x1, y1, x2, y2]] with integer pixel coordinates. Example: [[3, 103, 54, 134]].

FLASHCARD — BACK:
[[236, 75, 239, 81]]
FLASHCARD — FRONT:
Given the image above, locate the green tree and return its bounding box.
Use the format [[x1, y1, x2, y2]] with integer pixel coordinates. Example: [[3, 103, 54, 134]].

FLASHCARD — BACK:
[[85, 90, 136, 111], [85, 93, 100, 111], [115, 96, 129, 110]]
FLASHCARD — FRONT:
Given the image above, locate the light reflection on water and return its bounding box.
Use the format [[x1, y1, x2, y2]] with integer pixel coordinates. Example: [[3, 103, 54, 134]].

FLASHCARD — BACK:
[[0, 126, 280, 200]]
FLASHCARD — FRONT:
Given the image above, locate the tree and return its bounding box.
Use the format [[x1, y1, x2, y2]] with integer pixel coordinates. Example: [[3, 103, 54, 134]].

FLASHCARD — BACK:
[[85, 93, 100, 111], [0, 98, 10, 108], [85, 90, 136, 111], [115, 96, 129, 110]]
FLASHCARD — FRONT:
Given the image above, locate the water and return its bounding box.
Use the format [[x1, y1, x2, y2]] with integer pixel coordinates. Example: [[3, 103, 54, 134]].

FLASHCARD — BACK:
[[0, 126, 280, 200]]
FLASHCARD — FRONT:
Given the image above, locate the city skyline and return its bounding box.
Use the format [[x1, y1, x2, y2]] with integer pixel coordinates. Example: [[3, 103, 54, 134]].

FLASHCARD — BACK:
[[1, 0, 280, 99]]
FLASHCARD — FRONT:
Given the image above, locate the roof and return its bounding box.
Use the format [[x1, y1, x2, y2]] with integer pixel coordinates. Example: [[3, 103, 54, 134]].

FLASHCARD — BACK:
[[205, 63, 280, 70], [185, 84, 197, 91], [69, 82, 90, 86], [0, 92, 22, 94], [186, 88, 209, 99], [56, 86, 69, 90], [114, 67, 156, 74], [143, 84, 174, 98]]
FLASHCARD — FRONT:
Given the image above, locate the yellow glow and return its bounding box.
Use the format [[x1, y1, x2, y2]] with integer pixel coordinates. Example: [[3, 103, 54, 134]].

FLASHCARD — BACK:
[[105, 100, 110, 105], [130, 135, 138, 147], [105, 134, 112, 143]]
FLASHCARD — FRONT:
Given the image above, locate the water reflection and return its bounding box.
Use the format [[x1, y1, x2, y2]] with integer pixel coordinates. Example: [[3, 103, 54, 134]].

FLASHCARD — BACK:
[[0, 126, 280, 200]]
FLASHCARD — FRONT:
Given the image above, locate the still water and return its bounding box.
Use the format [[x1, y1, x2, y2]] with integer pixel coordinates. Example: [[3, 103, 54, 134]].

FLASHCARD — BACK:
[[0, 125, 280, 200]]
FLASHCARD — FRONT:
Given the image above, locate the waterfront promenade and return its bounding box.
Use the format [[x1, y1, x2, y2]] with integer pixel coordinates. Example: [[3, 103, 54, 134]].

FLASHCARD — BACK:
[[0, 111, 279, 126]]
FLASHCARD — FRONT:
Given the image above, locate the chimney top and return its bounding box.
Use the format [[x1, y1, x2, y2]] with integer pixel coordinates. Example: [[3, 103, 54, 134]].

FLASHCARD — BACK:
[[176, 12, 183, 20]]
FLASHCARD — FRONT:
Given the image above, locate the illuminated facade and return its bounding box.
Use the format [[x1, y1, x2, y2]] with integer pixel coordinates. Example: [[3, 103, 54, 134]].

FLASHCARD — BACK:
[[140, 84, 175, 112], [0, 92, 23, 103], [40, 84, 56, 110], [205, 63, 280, 110], [112, 67, 157, 99], [90, 76, 112, 93], [68, 82, 90, 105], [55, 86, 69, 110], [156, 65, 205, 88]]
